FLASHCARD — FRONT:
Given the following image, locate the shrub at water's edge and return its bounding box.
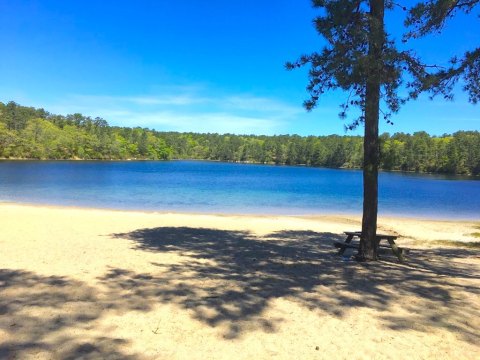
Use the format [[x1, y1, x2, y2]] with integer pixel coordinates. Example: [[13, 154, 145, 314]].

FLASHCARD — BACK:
[[1, 101, 479, 175]]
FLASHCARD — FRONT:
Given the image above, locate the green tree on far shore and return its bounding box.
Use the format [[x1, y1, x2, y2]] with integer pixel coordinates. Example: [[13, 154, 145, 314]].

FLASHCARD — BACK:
[[0, 101, 479, 175]]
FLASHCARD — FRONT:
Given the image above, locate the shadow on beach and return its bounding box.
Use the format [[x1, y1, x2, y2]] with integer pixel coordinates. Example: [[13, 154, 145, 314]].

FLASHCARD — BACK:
[[0, 269, 139, 359], [1, 227, 479, 358], [105, 227, 480, 340]]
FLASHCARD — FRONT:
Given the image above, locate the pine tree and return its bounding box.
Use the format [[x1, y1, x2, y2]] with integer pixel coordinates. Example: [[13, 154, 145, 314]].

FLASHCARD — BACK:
[[405, 0, 479, 104], [287, 0, 431, 260]]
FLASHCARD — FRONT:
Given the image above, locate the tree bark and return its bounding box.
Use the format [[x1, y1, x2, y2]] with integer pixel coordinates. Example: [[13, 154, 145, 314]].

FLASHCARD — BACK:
[[357, 0, 384, 261]]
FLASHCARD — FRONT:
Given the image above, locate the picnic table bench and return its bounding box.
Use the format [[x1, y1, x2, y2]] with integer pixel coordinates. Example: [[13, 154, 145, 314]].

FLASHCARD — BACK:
[[334, 231, 406, 262]]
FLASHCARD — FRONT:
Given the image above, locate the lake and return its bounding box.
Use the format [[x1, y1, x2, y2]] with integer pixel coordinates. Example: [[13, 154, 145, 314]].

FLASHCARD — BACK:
[[0, 160, 478, 219]]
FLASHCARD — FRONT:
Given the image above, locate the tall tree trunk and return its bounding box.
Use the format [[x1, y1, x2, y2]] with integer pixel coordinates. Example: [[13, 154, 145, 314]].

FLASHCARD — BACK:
[[357, 0, 384, 261]]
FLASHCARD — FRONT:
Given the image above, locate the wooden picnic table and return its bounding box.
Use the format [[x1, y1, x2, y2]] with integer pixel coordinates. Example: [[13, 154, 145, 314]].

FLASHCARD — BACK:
[[334, 231, 406, 262]]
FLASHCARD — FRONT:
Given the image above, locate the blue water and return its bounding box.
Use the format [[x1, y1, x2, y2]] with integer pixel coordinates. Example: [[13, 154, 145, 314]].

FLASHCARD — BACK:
[[0, 160, 478, 219]]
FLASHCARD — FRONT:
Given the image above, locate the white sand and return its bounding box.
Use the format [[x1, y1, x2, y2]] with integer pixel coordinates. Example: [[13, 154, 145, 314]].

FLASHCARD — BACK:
[[1, 203, 479, 359]]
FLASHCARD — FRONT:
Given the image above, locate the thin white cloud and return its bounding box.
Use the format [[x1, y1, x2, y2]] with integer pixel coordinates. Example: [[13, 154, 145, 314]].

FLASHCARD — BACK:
[[125, 95, 207, 106], [43, 86, 301, 134], [67, 94, 208, 107], [125, 111, 282, 134], [223, 95, 303, 117]]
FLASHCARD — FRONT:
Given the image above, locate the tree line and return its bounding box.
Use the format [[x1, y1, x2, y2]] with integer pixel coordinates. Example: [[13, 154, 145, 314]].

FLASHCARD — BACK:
[[1, 101, 479, 175]]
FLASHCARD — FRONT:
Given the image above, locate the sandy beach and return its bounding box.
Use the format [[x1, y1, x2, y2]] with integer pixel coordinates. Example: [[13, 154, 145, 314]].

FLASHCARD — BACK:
[[1, 203, 479, 359]]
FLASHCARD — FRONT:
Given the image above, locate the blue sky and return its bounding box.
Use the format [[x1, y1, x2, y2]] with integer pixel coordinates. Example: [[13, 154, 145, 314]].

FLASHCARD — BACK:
[[0, 0, 478, 136]]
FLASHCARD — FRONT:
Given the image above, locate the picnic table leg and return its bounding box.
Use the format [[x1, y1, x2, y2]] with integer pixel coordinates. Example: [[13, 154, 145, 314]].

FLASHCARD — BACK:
[[375, 237, 382, 259], [387, 238, 405, 263], [338, 234, 354, 256]]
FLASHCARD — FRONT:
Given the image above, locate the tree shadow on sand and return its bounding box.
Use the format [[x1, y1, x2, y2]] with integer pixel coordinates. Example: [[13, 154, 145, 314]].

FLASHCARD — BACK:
[[106, 227, 480, 342], [2, 228, 479, 358], [0, 269, 139, 359]]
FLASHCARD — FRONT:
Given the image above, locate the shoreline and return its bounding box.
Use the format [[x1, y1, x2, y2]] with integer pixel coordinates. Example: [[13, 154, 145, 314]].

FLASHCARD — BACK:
[[1, 202, 478, 246], [1, 200, 478, 223]]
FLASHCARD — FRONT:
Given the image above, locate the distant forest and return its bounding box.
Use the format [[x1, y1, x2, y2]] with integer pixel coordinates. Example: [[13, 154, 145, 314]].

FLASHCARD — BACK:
[[1, 101, 479, 175]]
